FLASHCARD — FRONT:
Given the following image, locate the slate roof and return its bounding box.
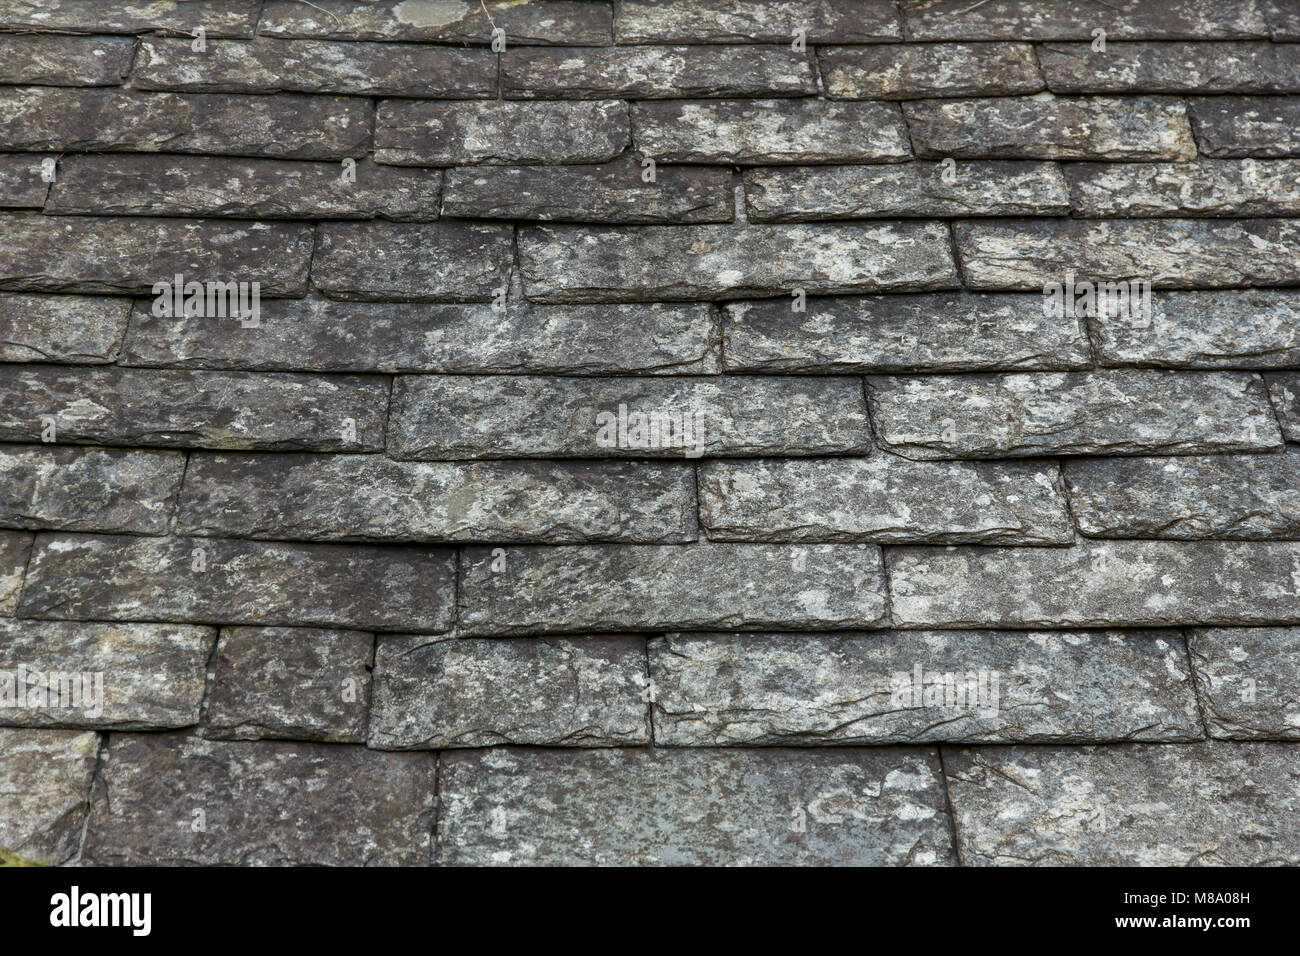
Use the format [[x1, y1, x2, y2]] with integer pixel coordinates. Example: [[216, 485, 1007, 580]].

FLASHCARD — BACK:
[[1, 0, 1299, 867]]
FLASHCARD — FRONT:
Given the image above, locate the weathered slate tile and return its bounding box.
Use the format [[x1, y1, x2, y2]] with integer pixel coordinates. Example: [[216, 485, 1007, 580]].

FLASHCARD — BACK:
[[312, 221, 512, 302], [82, 734, 436, 866], [650, 630, 1201, 745], [723, 292, 1090, 373], [19, 533, 456, 633], [904, 95, 1195, 160], [0, 366, 388, 451], [1189, 96, 1300, 157], [633, 99, 911, 163], [519, 220, 959, 302], [1189, 627, 1300, 739], [0, 155, 49, 209], [0, 293, 130, 364], [442, 156, 731, 223], [819, 43, 1042, 99], [0, 88, 371, 159], [615, 0, 902, 43], [460, 542, 889, 635], [1065, 160, 1300, 217], [120, 296, 719, 374], [955, 218, 1300, 289], [178, 454, 698, 544], [1264, 0, 1300, 39], [369, 635, 649, 749], [1040, 41, 1300, 94], [0, 444, 184, 534], [376, 100, 629, 166], [699, 456, 1073, 544], [259, 0, 613, 44], [203, 626, 372, 743], [0, 532, 31, 617], [900, 0, 1269, 40], [47, 156, 441, 221], [0, 216, 312, 295], [0, 620, 214, 730], [388, 375, 870, 459], [887, 540, 1300, 628], [0, 728, 98, 865], [438, 747, 950, 866], [743, 161, 1069, 221], [0, 0, 259, 36], [1266, 372, 1300, 441], [0, 34, 132, 85], [945, 742, 1300, 865]]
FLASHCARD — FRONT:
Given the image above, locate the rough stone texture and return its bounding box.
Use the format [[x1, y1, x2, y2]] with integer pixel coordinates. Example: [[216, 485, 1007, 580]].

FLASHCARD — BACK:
[[0, 215, 313, 295], [633, 99, 911, 164], [0, 88, 371, 159], [0, 532, 31, 616], [650, 630, 1201, 745], [904, 96, 1195, 160], [0, 34, 132, 85], [1267, 372, 1300, 441], [900, 0, 1269, 41], [954, 218, 1300, 289], [311, 221, 512, 302], [19, 533, 456, 633], [388, 375, 870, 459], [869, 370, 1281, 459], [437, 747, 950, 866], [743, 161, 1069, 221], [615, 0, 902, 43], [699, 456, 1073, 544], [0, 0, 259, 36], [1189, 96, 1300, 157], [46, 156, 442, 220], [460, 542, 889, 635], [442, 157, 732, 223], [120, 296, 719, 374], [203, 626, 373, 743], [723, 293, 1090, 373], [0, 293, 130, 363], [0, 366, 389, 452], [0, 728, 99, 865], [519, 220, 959, 302], [1265, 0, 1300, 39], [1065, 160, 1300, 217], [369, 635, 649, 748], [1188, 627, 1300, 739], [1064, 452, 1300, 540], [0, 155, 48, 209], [178, 453, 698, 544], [82, 733, 436, 866], [376, 100, 629, 166], [945, 742, 1300, 866], [0, 620, 214, 730], [819, 43, 1042, 99], [503, 45, 815, 98], [887, 540, 1300, 628], [0, 444, 184, 534], [1040, 41, 1300, 94]]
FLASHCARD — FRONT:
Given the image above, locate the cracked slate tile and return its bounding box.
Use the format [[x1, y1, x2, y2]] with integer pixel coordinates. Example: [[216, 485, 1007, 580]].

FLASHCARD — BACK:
[[1265, 372, 1300, 441], [0, 155, 50, 209], [0, 33, 133, 85], [1189, 96, 1300, 157], [1188, 627, 1300, 739], [0, 293, 131, 363], [0, 531, 32, 616], [0, 728, 100, 865]]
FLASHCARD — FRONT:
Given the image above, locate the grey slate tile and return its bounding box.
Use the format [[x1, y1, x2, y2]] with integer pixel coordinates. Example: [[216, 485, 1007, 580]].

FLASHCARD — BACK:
[[1263, 0, 1300, 39], [819, 43, 1043, 99], [0, 531, 32, 617], [1264, 372, 1300, 441], [900, 0, 1269, 41], [1189, 96, 1300, 156], [1064, 160, 1300, 217], [0, 0, 260, 36], [0, 728, 99, 865], [1040, 41, 1300, 94], [0, 293, 131, 364], [1188, 627, 1300, 739], [0, 155, 49, 209], [614, 0, 902, 44], [0, 34, 133, 86]]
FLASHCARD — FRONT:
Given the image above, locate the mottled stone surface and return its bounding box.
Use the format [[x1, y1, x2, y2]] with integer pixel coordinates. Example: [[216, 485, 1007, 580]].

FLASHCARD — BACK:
[[887, 540, 1300, 628], [1265, 0, 1300, 39], [1040, 41, 1300, 93], [699, 456, 1072, 544], [904, 96, 1195, 160], [519, 220, 959, 302], [443, 157, 732, 223], [0, 366, 389, 451], [376, 100, 629, 166], [900, 0, 1269, 40], [0, 0, 259, 36], [0, 532, 30, 616], [723, 293, 1090, 372], [47, 156, 441, 220], [0, 88, 371, 158], [1064, 452, 1300, 539], [743, 161, 1069, 221], [0, 444, 184, 534], [1189, 627, 1300, 739], [260, 0, 613, 44], [437, 747, 950, 866], [945, 742, 1300, 866], [0, 155, 48, 208], [178, 454, 698, 544], [0, 620, 214, 729], [869, 370, 1280, 459], [1065, 160, 1300, 217], [0, 293, 130, 363], [19, 533, 456, 633], [1267, 372, 1300, 441], [460, 542, 888, 635], [819, 43, 1042, 99], [388, 375, 870, 459], [1189, 96, 1300, 156], [121, 296, 719, 374], [633, 99, 911, 163], [203, 626, 373, 743], [82, 734, 436, 865], [0, 728, 98, 864], [615, 0, 901, 43], [311, 221, 512, 302], [0, 34, 132, 85], [650, 630, 1201, 745], [369, 635, 649, 748]]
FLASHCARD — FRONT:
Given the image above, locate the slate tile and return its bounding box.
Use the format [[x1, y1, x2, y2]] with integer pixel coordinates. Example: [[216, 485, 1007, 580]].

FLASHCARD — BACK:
[[819, 43, 1042, 99], [1266, 372, 1300, 441], [1040, 41, 1300, 93], [0, 293, 130, 364], [1065, 160, 1300, 217], [0, 155, 49, 209], [0, 728, 99, 865], [0, 532, 32, 617], [0, 34, 132, 86], [1189, 96, 1300, 156], [614, 0, 902, 43], [1189, 627, 1300, 739], [0, 0, 260, 36], [900, 0, 1269, 40], [1264, 0, 1300, 39]]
